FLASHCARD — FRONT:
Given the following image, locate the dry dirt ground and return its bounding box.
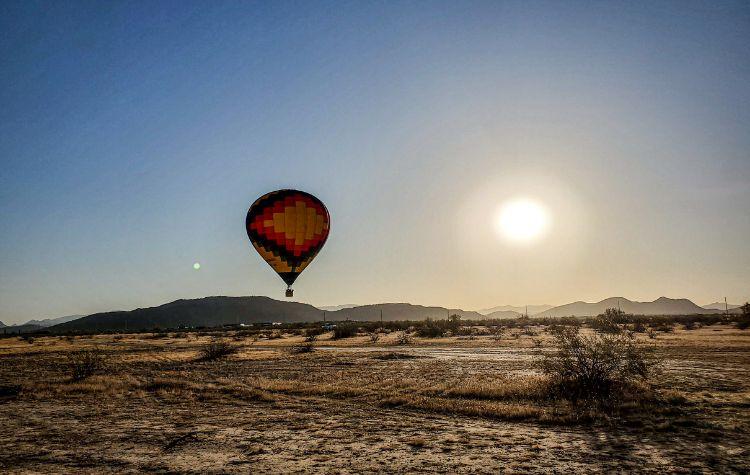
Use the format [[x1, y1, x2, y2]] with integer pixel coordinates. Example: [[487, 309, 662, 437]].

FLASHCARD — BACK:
[[1, 325, 748, 473]]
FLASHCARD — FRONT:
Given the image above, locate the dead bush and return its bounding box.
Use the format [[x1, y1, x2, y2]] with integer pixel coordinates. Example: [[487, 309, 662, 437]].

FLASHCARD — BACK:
[[397, 332, 412, 345], [290, 342, 315, 354], [66, 348, 107, 381], [197, 340, 239, 361], [540, 327, 652, 404]]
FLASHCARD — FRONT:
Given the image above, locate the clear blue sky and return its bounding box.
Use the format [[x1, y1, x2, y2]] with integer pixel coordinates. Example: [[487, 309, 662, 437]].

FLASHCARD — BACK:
[[1, 0, 748, 324]]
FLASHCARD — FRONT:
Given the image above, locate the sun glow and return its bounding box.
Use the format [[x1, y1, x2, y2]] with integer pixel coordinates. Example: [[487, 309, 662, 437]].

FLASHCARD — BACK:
[[495, 198, 550, 243]]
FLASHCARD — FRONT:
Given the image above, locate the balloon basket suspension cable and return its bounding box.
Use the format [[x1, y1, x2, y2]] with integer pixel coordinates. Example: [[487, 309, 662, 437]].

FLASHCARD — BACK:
[[286, 286, 294, 298]]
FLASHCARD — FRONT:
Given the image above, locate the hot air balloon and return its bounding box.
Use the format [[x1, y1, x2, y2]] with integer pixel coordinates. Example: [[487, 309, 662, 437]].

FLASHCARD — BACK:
[[246, 189, 330, 297]]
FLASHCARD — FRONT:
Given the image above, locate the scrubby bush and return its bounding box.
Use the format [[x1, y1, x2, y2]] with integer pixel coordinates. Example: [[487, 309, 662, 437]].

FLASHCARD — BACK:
[[541, 326, 651, 403], [291, 342, 315, 354], [332, 324, 358, 339], [416, 320, 446, 338], [590, 308, 626, 334], [369, 332, 380, 343], [67, 348, 107, 381], [651, 322, 674, 333], [306, 327, 325, 339], [197, 340, 238, 361], [396, 332, 412, 345], [737, 303, 750, 330]]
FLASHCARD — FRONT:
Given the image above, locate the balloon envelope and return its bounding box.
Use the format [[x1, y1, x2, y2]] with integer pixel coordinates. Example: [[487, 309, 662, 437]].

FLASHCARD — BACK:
[[246, 189, 330, 293]]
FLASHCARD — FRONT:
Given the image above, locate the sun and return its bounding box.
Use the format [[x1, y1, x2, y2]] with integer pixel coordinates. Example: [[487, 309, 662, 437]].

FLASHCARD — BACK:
[[495, 198, 550, 243]]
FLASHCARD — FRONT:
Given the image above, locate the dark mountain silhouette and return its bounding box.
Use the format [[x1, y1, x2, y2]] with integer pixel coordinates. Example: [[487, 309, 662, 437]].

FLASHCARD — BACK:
[[2, 323, 44, 334], [23, 315, 84, 327], [48, 298, 485, 332], [37, 295, 735, 333], [536, 297, 720, 318], [0, 321, 5, 328], [51, 297, 326, 332], [478, 305, 552, 316]]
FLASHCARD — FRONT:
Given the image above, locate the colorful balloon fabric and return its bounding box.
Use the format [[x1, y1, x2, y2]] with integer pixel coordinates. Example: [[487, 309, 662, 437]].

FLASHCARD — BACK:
[[246, 189, 330, 296]]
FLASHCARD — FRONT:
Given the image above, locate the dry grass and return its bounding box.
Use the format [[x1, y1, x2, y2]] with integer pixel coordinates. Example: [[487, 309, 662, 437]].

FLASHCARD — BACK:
[[1, 324, 748, 473]]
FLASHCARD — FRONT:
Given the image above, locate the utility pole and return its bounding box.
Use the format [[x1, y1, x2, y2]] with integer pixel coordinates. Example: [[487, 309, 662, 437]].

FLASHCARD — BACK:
[[323, 311, 326, 323], [525, 305, 528, 318], [725, 297, 729, 317], [380, 309, 383, 324]]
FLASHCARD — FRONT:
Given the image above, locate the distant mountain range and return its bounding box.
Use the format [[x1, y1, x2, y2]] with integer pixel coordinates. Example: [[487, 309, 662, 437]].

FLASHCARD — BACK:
[[478, 305, 553, 316], [23, 315, 84, 327], [318, 304, 360, 311], [535, 297, 726, 318], [703, 302, 741, 311], [0, 315, 84, 334], [50, 298, 483, 332], [485, 310, 524, 319], [2, 295, 740, 334]]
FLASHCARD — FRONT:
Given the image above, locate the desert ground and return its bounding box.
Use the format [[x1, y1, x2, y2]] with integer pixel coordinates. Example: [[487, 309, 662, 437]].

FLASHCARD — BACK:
[[1, 323, 748, 473]]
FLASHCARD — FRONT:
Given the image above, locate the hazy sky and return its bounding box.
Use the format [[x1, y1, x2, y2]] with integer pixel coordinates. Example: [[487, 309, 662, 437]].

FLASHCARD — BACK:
[[1, 1, 749, 324]]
